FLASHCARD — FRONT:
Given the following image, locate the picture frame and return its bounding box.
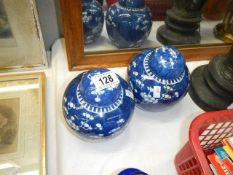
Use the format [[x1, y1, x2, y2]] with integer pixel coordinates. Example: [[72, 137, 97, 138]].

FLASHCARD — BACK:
[[0, 73, 46, 175], [0, 0, 47, 72], [60, 0, 232, 71]]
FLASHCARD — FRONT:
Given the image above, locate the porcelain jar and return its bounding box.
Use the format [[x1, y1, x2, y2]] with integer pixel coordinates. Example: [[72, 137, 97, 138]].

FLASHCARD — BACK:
[[82, 0, 104, 44], [128, 46, 190, 110], [63, 68, 135, 140], [118, 168, 148, 175], [106, 0, 152, 48]]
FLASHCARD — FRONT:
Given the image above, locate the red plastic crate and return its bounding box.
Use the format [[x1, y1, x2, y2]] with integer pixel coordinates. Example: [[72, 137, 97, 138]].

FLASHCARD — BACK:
[[175, 110, 233, 175]]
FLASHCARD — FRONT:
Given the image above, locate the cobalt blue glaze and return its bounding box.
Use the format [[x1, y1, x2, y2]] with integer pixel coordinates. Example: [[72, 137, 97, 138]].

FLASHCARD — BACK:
[[82, 0, 104, 44], [106, 0, 152, 48], [128, 46, 190, 110], [63, 68, 135, 140], [118, 168, 148, 175], [119, 0, 145, 8]]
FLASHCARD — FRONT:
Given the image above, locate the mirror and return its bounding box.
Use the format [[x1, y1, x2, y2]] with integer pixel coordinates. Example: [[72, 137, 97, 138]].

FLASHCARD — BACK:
[[60, 0, 232, 71]]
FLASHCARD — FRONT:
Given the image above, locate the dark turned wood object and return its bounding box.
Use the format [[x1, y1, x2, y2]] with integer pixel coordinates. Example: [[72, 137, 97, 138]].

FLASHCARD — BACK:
[[189, 47, 233, 111], [157, 0, 207, 45], [214, 0, 233, 43]]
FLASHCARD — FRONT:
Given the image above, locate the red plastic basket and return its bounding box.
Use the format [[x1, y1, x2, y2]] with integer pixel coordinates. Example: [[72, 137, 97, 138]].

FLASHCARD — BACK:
[[175, 110, 233, 175]]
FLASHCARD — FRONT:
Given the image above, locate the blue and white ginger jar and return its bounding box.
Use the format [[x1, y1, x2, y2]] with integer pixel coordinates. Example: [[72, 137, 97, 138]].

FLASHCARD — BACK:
[[118, 168, 148, 175], [128, 46, 190, 110], [82, 0, 104, 44], [106, 0, 152, 48], [63, 68, 135, 140]]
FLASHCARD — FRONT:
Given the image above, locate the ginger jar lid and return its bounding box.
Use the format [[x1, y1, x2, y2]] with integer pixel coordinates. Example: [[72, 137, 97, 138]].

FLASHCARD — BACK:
[[118, 168, 148, 175], [119, 0, 145, 8], [78, 68, 122, 107], [145, 46, 185, 80]]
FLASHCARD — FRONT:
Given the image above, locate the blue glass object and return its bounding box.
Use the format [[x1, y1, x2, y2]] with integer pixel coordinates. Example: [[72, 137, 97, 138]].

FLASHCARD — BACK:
[[128, 46, 190, 110], [118, 168, 148, 175], [63, 68, 135, 140], [106, 0, 152, 48], [82, 0, 104, 44]]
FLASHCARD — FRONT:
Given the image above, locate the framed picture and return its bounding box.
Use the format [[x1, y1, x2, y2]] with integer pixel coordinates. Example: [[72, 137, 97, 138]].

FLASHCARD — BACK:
[[60, 0, 231, 71], [0, 0, 47, 71], [0, 73, 46, 175]]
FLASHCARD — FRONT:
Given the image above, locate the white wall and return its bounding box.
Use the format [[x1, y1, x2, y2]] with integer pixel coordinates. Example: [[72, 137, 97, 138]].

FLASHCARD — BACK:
[[36, 0, 61, 50]]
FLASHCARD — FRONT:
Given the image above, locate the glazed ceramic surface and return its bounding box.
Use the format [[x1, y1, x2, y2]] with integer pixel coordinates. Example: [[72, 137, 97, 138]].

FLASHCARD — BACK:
[[63, 68, 135, 140], [82, 0, 104, 44], [118, 168, 148, 175], [106, 0, 152, 48], [128, 46, 190, 110]]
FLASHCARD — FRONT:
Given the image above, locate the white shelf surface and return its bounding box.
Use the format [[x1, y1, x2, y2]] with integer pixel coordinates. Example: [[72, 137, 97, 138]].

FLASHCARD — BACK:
[[52, 39, 210, 175]]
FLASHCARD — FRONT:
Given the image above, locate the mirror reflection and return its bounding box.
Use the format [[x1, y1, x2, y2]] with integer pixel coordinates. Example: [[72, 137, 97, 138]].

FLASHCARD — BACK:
[[82, 0, 233, 53]]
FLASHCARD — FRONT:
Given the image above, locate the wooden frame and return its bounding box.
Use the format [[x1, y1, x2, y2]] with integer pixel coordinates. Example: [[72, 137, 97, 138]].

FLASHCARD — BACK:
[[60, 0, 232, 71], [0, 73, 46, 175]]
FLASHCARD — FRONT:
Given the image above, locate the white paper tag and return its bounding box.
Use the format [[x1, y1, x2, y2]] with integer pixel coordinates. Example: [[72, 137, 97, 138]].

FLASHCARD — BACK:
[[92, 71, 120, 91], [153, 86, 161, 98], [125, 89, 134, 99]]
